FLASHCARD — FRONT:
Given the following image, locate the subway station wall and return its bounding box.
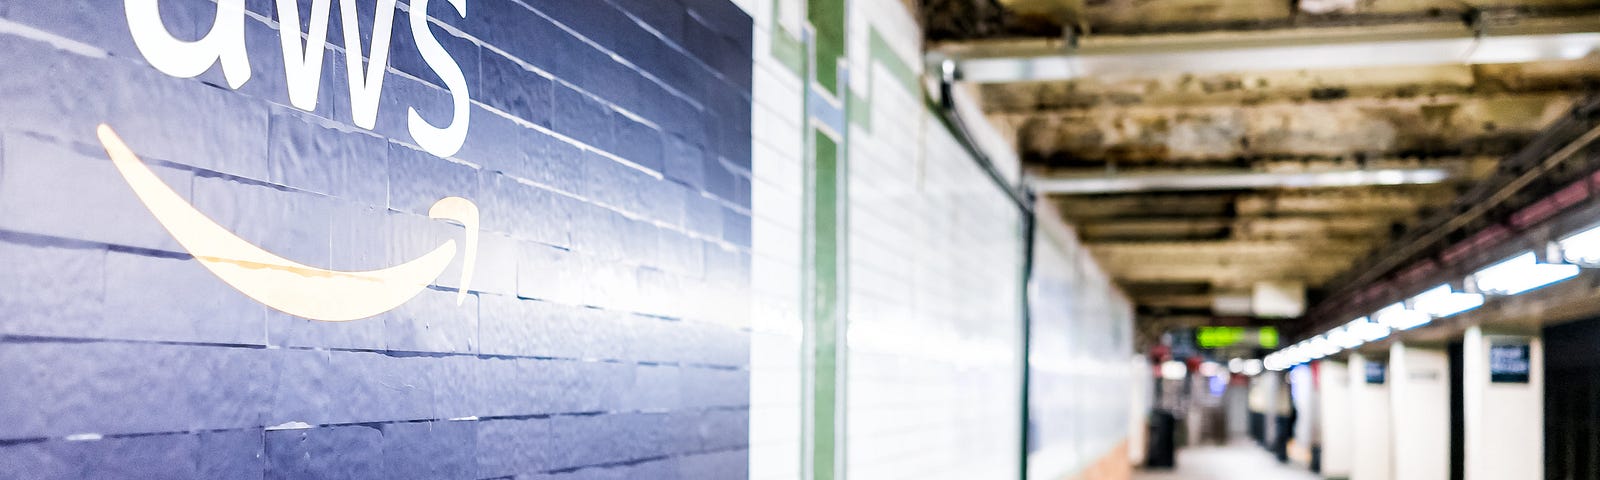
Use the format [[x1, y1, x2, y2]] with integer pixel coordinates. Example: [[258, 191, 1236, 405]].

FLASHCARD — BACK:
[[1026, 205, 1136, 480], [0, 0, 753, 477], [0, 0, 1139, 479]]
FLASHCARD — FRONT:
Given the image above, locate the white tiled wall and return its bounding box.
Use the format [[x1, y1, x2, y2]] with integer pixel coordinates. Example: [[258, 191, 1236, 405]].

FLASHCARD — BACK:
[[843, 2, 1026, 479], [1026, 211, 1137, 479], [745, 0, 806, 479], [745, 1, 1130, 479]]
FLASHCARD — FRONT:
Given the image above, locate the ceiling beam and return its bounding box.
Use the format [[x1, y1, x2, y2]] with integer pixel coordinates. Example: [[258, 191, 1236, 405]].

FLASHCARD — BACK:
[[933, 14, 1600, 83], [1131, 294, 1218, 310], [979, 61, 1600, 114], [1014, 92, 1571, 164], [1033, 167, 1456, 194], [1111, 263, 1350, 284], [1053, 189, 1456, 222], [1078, 215, 1401, 240], [1094, 241, 1368, 269]]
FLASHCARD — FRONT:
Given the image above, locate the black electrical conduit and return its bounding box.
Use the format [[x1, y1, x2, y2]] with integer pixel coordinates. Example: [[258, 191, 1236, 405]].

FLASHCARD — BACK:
[[929, 60, 1038, 480]]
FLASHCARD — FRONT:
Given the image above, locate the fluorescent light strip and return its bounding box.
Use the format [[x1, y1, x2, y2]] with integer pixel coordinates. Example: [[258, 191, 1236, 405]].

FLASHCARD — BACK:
[[1374, 302, 1432, 331], [1411, 284, 1484, 318], [1474, 251, 1581, 295], [1560, 225, 1600, 266]]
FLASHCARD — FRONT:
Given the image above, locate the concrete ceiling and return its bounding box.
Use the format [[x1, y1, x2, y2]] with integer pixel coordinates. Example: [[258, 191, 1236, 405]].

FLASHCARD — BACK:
[[922, 0, 1600, 330], [926, 0, 1600, 40]]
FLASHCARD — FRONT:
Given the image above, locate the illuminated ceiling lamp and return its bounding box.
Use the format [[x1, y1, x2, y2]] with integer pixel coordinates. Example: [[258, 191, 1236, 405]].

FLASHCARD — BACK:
[[1345, 316, 1390, 343], [1288, 343, 1314, 364], [1411, 284, 1485, 319], [1264, 353, 1286, 371], [1560, 224, 1600, 266], [1309, 336, 1340, 359], [1243, 359, 1264, 376], [1472, 251, 1580, 296], [1373, 302, 1432, 331], [1161, 361, 1189, 380], [1327, 323, 1364, 349]]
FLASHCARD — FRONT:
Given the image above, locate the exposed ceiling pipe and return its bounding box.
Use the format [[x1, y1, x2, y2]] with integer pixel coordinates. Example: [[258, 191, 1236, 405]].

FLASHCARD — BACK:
[[930, 14, 1600, 83], [1032, 167, 1456, 194]]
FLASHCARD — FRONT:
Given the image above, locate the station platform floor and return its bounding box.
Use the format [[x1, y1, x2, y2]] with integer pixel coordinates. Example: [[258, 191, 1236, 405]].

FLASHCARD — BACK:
[[1133, 441, 1322, 480]]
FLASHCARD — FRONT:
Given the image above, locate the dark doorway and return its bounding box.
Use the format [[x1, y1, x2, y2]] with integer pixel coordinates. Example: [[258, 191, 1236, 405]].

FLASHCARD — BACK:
[[1546, 317, 1600, 480], [1450, 341, 1464, 480]]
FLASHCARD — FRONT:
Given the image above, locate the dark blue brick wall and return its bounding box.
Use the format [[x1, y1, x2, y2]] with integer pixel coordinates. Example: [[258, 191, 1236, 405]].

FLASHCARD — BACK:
[[0, 0, 752, 477]]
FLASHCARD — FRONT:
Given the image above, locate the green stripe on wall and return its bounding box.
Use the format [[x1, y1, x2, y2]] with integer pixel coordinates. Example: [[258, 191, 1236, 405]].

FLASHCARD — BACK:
[[807, 0, 845, 95], [770, 0, 805, 75], [846, 27, 920, 131], [807, 129, 843, 480]]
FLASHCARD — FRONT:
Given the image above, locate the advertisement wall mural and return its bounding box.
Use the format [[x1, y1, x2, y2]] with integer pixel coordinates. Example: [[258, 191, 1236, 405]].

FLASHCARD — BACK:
[[0, 0, 753, 477]]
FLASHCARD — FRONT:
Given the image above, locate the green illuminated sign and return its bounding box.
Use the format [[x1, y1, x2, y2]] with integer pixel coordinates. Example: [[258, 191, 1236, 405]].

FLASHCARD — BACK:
[[1196, 327, 1279, 349]]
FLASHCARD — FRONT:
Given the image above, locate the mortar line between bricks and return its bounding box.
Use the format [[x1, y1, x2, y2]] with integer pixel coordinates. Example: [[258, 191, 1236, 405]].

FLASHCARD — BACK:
[[538, 443, 753, 475], [0, 226, 754, 325], [0, 410, 754, 449], [0, 28, 758, 231], [0, 334, 752, 372], [244, 1, 725, 121], [419, 0, 752, 124], [0, 227, 753, 328], [4, 76, 754, 246]]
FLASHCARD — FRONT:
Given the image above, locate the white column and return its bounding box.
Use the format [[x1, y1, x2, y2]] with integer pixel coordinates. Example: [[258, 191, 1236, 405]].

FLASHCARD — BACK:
[[1349, 354, 1392, 480], [1390, 343, 1451, 480], [1319, 360, 1354, 478], [1256, 371, 1283, 444], [1289, 364, 1318, 464], [1463, 326, 1544, 480]]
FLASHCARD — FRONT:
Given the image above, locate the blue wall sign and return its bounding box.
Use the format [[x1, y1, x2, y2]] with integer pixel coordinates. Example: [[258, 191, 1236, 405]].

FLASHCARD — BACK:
[[1365, 361, 1387, 385], [1490, 341, 1532, 384]]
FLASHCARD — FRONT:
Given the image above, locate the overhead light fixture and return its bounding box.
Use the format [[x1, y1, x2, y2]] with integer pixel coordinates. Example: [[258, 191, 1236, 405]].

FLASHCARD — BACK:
[[1290, 342, 1315, 364], [1269, 350, 1289, 369], [1472, 251, 1580, 296], [1345, 316, 1390, 343], [943, 16, 1600, 83], [1466, 32, 1600, 64], [1265, 354, 1287, 371], [1328, 322, 1363, 349], [1303, 344, 1325, 361], [1373, 302, 1432, 331], [1244, 359, 1264, 376], [1279, 347, 1298, 366], [1309, 336, 1339, 358], [1161, 361, 1189, 380], [1411, 284, 1484, 318], [1560, 225, 1600, 266]]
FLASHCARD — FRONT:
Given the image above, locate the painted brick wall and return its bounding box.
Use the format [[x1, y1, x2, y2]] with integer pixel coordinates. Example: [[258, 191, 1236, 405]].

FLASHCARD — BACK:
[[0, 0, 753, 478]]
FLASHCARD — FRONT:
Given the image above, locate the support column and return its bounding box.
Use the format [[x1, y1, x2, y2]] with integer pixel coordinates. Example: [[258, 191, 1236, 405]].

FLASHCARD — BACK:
[[1250, 371, 1283, 450], [1349, 354, 1392, 480], [1319, 360, 1354, 479], [1390, 343, 1451, 480], [1463, 326, 1544, 480]]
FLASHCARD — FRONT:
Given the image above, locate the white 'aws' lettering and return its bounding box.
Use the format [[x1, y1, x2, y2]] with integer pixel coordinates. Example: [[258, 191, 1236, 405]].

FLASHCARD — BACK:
[[124, 0, 471, 158]]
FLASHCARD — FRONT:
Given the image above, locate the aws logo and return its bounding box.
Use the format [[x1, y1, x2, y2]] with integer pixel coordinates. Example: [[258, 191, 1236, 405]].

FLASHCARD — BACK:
[[126, 0, 472, 157], [98, 0, 481, 321]]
